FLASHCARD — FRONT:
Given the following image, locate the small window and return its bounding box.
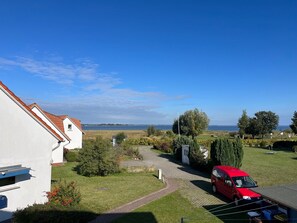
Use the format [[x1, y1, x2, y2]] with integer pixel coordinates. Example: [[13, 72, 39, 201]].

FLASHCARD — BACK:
[[68, 124, 72, 131], [0, 176, 15, 187]]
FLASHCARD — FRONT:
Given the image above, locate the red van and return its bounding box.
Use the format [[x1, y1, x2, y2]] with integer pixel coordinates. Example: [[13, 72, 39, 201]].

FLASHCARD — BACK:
[[211, 165, 261, 205]]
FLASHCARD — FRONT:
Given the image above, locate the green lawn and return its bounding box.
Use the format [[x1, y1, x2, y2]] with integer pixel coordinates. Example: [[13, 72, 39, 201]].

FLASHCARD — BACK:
[[241, 146, 297, 186], [52, 162, 164, 214], [113, 191, 221, 223]]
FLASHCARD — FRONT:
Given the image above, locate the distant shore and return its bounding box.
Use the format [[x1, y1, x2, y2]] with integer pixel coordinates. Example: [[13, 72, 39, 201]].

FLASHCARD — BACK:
[[82, 124, 289, 132]]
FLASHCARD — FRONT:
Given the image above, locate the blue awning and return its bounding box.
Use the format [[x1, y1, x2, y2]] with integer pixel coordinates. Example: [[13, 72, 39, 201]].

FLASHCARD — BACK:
[[0, 165, 30, 179]]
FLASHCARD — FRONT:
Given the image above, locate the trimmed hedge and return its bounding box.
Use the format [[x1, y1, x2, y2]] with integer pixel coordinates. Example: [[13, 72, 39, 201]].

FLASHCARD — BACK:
[[273, 141, 297, 151]]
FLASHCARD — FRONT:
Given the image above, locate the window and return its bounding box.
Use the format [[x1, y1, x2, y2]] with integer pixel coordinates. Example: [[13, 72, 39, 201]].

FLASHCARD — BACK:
[[68, 124, 72, 131], [0, 176, 15, 187]]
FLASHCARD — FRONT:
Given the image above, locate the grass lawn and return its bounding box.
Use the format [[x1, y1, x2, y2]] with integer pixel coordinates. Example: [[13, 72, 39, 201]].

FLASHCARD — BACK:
[[113, 191, 221, 223], [52, 162, 164, 214], [241, 146, 297, 186]]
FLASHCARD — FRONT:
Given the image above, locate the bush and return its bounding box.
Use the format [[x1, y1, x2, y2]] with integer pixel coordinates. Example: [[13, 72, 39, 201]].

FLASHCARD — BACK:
[[189, 141, 207, 169], [120, 141, 143, 160], [293, 145, 297, 153], [65, 150, 79, 162], [210, 138, 243, 168], [47, 181, 81, 207], [13, 204, 96, 223], [77, 137, 120, 176], [115, 132, 127, 144], [172, 135, 194, 161], [273, 140, 297, 151], [153, 137, 173, 153]]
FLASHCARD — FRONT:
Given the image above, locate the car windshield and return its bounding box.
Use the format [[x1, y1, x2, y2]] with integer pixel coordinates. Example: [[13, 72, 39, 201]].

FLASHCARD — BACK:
[[232, 176, 257, 188]]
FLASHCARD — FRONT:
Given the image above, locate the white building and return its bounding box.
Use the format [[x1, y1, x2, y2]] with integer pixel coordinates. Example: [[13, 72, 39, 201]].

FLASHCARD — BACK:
[[0, 81, 63, 222], [29, 104, 83, 164]]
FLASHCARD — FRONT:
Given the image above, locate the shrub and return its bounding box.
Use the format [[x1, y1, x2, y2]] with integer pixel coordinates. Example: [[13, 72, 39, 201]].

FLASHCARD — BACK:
[[47, 181, 81, 207], [77, 137, 120, 176], [65, 150, 79, 162], [120, 141, 143, 160], [172, 135, 194, 161], [13, 204, 96, 223], [189, 141, 207, 169], [153, 137, 173, 153], [115, 132, 127, 144], [210, 138, 243, 168], [293, 145, 297, 153], [273, 140, 297, 151]]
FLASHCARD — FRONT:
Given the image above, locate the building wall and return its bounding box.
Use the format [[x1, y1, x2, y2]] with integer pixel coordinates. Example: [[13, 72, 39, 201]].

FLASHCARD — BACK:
[[31, 107, 68, 163], [0, 89, 57, 222], [63, 118, 82, 149]]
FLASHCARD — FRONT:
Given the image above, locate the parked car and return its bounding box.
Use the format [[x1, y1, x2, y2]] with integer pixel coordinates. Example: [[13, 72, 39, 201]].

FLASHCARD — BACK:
[[211, 165, 261, 205]]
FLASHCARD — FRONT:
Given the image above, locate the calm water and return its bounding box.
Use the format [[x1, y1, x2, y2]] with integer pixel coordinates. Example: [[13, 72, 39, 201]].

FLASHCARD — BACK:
[[82, 124, 289, 132]]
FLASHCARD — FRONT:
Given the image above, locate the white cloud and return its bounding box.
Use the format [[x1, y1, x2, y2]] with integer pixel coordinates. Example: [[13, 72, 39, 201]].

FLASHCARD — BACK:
[[0, 56, 176, 123]]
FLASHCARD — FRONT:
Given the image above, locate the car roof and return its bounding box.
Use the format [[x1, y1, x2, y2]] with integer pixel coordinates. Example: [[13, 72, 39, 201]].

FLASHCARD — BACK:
[[214, 165, 249, 177]]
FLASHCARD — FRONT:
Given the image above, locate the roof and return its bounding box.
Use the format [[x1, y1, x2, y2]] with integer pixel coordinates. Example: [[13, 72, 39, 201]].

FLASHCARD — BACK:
[[214, 165, 249, 177], [29, 103, 71, 141], [59, 115, 83, 132], [252, 184, 297, 210], [0, 81, 63, 142]]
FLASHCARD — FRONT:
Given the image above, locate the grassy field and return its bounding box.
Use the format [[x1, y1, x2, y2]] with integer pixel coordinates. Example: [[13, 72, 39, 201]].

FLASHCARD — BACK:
[[113, 191, 221, 223], [52, 163, 164, 214], [241, 146, 297, 186], [83, 130, 147, 140]]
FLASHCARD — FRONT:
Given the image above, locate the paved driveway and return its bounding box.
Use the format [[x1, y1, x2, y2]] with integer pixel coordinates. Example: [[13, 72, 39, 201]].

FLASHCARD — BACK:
[[121, 146, 225, 207]]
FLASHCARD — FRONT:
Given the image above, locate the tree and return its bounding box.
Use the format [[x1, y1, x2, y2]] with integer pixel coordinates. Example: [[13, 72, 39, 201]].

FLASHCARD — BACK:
[[237, 110, 249, 139], [245, 111, 279, 138], [254, 111, 279, 138], [290, 111, 297, 134], [146, 125, 162, 136], [245, 117, 260, 138], [172, 108, 209, 138], [77, 137, 119, 176], [210, 138, 243, 168]]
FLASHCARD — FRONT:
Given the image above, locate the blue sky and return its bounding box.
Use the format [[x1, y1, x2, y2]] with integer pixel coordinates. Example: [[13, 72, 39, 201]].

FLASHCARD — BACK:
[[0, 0, 296, 125]]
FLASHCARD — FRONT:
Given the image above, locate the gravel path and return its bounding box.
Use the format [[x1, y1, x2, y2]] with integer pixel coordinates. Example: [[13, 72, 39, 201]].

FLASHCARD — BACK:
[[122, 146, 225, 207]]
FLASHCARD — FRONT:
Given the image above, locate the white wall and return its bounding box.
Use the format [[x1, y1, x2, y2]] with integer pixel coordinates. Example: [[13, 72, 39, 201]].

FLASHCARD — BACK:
[[63, 118, 82, 149], [31, 107, 69, 163], [0, 89, 58, 222]]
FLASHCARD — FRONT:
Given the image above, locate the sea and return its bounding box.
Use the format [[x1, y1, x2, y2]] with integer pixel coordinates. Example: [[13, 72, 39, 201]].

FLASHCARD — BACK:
[[82, 124, 290, 132]]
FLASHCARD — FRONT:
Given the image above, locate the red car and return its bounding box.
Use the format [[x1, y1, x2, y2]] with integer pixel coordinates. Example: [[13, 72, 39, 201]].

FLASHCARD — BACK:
[[211, 165, 261, 205]]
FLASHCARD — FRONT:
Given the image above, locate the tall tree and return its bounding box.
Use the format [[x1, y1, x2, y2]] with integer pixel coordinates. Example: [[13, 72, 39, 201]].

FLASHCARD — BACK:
[[172, 108, 209, 138], [254, 111, 279, 138], [237, 110, 249, 139], [290, 111, 297, 134], [245, 117, 260, 138]]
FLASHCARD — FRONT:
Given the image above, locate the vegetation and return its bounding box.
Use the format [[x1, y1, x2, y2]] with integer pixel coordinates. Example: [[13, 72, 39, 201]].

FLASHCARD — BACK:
[[114, 132, 127, 144], [237, 110, 249, 139], [245, 111, 279, 138], [77, 137, 119, 176], [210, 138, 243, 168], [290, 111, 297, 134], [13, 204, 96, 223], [47, 181, 81, 207], [172, 108, 209, 138], [146, 125, 162, 136], [52, 163, 164, 214], [114, 191, 220, 223], [172, 135, 194, 161], [64, 149, 79, 162], [188, 140, 207, 169]]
